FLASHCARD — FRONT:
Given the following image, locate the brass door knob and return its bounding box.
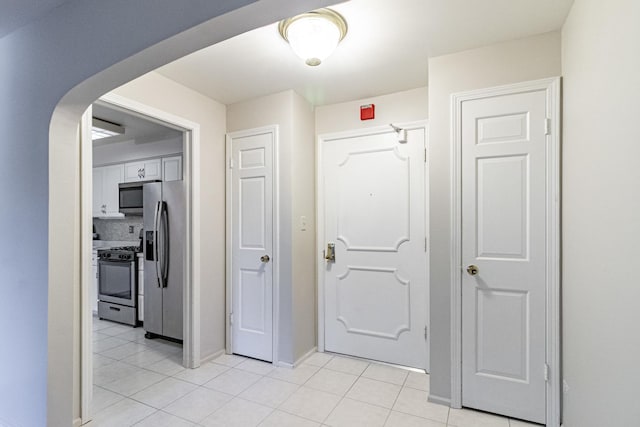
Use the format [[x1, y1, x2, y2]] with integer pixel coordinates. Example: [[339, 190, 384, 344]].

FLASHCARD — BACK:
[[467, 265, 479, 276], [260, 255, 270, 263]]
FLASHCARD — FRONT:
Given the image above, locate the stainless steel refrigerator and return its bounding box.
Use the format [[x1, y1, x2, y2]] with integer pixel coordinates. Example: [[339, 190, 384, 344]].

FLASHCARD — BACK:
[[143, 181, 185, 341]]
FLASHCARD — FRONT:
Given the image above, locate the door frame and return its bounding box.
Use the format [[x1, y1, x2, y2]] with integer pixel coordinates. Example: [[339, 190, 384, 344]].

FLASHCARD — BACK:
[[225, 125, 280, 364], [80, 92, 202, 424], [449, 77, 561, 426], [316, 121, 430, 371]]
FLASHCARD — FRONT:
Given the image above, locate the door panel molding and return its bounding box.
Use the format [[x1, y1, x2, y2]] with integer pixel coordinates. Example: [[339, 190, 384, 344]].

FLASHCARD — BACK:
[[317, 121, 430, 370], [449, 77, 561, 426]]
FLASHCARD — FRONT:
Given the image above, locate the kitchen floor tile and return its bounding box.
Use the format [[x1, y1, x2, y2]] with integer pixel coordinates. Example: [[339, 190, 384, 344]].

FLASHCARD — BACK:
[[90, 398, 156, 427], [93, 354, 118, 370], [302, 352, 334, 367], [203, 367, 262, 396], [163, 387, 233, 423], [235, 358, 276, 376], [133, 410, 196, 426], [172, 361, 229, 385], [404, 371, 429, 391], [305, 368, 358, 396], [259, 410, 321, 427], [94, 362, 142, 386], [92, 385, 124, 413], [447, 408, 510, 427], [385, 410, 446, 427], [362, 363, 409, 386], [210, 353, 248, 367], [94, 336, 130, 353], [121, 348, 171, 368], [200, 397, 273, 427], [392, 387, 449, 423], [129, 377, 197, 409], [99, 342, 149, 360], [346, 377, 402, 409], [99, 324, 136, 336], [325, 397, 390, 427], [325, 355, 370, 376], [279, 386, 341, 423], [145, 356, 185, 376], [101, 368, 166, 396], [238, 376, 299, 408], [267, 364, 320, 384]]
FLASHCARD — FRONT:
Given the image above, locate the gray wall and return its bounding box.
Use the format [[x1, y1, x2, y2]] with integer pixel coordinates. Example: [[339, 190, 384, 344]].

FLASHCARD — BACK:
[[426, 31, 561, 402], [561, 0, 640, 425], [0, 0, 333, 425]]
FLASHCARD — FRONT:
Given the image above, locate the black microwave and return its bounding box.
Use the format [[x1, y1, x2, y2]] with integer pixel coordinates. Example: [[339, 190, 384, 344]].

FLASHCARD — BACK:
[[118, 180, 160, 215]]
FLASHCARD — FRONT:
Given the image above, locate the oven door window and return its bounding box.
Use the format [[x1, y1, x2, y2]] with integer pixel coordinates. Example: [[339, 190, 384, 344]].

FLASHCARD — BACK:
[[99, 261, 133, 300]]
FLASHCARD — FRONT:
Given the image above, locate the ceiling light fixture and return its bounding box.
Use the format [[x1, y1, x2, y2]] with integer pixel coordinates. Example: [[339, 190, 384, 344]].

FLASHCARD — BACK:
[[278, 8, 348, 66], [92, 117, 125, 140]]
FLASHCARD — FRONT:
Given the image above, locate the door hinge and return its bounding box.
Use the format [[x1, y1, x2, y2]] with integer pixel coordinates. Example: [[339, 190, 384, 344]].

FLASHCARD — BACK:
[[544, 363, 549, 382], [424, 237, 428, 252], [424, 148, 427, 163], [544, 118, 551, 135], [424, 325, 428, 341], [229, 312, 233, 325], [228, 158, 234, 169]]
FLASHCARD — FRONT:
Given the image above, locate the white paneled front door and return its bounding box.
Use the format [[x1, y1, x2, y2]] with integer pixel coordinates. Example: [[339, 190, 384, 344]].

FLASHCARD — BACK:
[[320, 124, 428, 369], [461, 90, 548, 423], [229, 128, 274, 362]]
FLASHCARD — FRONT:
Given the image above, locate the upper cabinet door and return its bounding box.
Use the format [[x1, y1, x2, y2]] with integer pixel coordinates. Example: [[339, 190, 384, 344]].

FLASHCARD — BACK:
[[162, 155, 182, 181], [124, 159, 162, 182], [93, 164, 124, 216]]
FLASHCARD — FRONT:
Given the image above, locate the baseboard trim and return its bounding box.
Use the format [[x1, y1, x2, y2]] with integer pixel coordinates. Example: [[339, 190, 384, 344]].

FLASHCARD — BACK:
[[428, 393, 451, 407], [73, 417, 82, 427], [293, 347, 317, 367], [199, 349, 225, 365]]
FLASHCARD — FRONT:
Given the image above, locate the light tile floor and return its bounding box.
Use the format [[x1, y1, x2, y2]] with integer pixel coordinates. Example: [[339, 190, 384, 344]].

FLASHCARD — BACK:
[[90, 318, 542, 426]]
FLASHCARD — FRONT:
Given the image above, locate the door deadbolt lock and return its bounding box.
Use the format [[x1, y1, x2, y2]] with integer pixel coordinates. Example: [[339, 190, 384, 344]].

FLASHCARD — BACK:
[[325, 243, 335, 262], [466, 265, 479, 276], [260, 255, 270, 263]]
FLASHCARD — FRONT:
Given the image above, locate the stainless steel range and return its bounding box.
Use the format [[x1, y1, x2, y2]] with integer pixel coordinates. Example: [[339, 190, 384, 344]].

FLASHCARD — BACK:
[[97, 246, 139, 326]]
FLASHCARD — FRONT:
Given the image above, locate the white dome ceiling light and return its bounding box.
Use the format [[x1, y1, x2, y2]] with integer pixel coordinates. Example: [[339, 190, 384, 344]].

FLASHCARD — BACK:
[[278, 8, 348, 66]]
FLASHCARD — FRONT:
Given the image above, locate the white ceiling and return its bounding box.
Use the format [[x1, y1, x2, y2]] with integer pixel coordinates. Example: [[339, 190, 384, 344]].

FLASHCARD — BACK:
[[156, 0, 574, 107], [92, 103, 182, 146]]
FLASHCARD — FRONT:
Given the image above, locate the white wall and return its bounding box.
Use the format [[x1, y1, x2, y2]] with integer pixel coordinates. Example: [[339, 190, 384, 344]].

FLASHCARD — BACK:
[[315, 87, 428, 135], [111, 71, 227, 360], [426, 31, 561, 402], [0, 1, 333, 425], [227, 90, 317, 364], [93, 136, 183, 166], [561, 1, 640, 425]]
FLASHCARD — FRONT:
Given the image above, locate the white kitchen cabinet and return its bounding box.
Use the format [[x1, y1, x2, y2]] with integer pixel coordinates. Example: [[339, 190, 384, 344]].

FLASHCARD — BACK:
[[162, 155, 182, 181], [124, 159, 162, 182], [92, 250, 98, 313], [93, 164, 124, 217], [138, 254, 144, 321]]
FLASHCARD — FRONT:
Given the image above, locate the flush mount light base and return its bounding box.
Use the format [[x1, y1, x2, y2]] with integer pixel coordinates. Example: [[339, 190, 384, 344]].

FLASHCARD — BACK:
[[278, 8, 348, 66]]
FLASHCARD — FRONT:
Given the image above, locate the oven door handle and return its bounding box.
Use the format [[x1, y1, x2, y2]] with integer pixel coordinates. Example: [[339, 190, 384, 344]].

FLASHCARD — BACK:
[[154, 200, 162, 288]]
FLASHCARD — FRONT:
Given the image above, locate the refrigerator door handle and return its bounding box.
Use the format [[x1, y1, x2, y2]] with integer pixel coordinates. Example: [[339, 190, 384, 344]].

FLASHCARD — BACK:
[[161, 202, 169, 288], [154, 200, 162, 288]]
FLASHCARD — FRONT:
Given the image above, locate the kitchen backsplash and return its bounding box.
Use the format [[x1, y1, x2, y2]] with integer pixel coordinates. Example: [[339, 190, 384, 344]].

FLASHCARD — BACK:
[[94, 217, 143, 242]]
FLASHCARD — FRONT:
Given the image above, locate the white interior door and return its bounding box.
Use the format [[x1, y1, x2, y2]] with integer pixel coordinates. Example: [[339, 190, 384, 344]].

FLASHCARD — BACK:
[[321, 125, 428, 369], [229, 129, 274, 362], [461, 90, 547, 423]]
